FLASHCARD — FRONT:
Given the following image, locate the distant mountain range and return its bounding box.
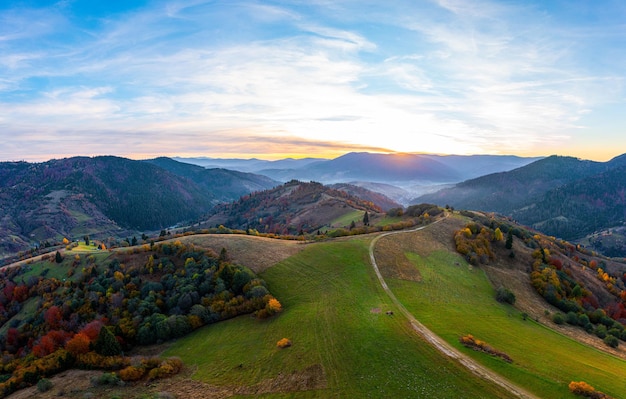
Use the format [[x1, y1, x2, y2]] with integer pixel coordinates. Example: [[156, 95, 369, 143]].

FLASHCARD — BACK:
[[176, 152, 541, 204], [417, 154, 626, 253], [7, 151, 626, 259], [176, 152, 541, 184]]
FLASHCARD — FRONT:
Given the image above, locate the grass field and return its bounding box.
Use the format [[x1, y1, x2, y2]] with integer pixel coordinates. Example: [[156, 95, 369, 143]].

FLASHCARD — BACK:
[[329, 210, 364, 228], [71, 242, 100, 251], [387, 248, 626, 398], [164, 239, 511, 398]]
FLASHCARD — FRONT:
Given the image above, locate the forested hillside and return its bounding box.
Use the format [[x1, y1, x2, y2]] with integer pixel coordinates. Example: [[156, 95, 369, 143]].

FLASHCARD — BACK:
[[204, 180, 385, 235], [0, 241, 280, 396], [144, 157, 279, 202], [453, 211, 626, 348], [0, 157, 278, 258], [417, 155, 626, 253]]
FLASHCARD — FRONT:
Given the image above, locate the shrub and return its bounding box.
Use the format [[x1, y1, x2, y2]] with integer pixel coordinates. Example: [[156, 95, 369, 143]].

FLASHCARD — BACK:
[[459, 334, 512, 363], [277, 338, 292, 348], [568, 380, 615, 398], [595, 325, 607, 339], [552, 313, 565, 325], [604, 335, 619, 348], [569, 381, 596, 396], [36, 378, 53, 393], [91, 372, 122, 386], [495, 287, 516, 305], [147, 358, 183, 380], [566, 312, 579, 325], [119, 366, 145, 381]]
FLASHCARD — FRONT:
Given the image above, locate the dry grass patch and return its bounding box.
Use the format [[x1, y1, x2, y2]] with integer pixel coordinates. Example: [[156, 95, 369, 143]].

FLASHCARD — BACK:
[[176, 234, 306, 272]]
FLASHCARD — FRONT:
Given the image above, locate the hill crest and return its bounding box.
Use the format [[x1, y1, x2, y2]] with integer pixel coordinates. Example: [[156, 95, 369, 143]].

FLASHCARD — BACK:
[[203, 180, 385, 235]]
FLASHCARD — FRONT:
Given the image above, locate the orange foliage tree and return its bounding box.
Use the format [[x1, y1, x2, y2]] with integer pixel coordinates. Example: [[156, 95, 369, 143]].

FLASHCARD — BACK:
[[65, 332, 91, 355]]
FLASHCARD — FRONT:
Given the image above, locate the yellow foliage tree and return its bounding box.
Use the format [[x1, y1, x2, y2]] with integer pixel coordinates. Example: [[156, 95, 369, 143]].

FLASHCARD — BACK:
[[268, 297, 282, 313], [568, 381, 596, 396], [62, 237, 69, 245]]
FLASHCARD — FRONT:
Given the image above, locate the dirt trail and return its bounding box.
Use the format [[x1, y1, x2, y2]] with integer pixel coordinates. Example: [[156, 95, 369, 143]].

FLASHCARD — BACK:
[[369, 217, 540, 399]]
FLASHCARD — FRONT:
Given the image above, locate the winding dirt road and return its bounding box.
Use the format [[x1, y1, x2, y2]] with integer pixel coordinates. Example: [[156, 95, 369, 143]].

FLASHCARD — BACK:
[[369, 218, 540, 399]]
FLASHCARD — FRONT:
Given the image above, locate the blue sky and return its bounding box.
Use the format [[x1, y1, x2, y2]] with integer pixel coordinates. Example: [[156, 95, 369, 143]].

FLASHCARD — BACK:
[[1, 0, 625, 162]]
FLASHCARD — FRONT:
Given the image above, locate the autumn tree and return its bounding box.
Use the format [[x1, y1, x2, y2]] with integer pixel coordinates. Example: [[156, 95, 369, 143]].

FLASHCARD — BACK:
[[65, 333, 91, 355], [44, 306, 63, 329], [494, 228, 504, 241]]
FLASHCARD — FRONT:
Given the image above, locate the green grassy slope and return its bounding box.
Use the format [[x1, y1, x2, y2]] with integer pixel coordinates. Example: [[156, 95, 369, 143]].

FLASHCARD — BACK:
[[164, 239, 510, 398], [387, 248, 626, 399]]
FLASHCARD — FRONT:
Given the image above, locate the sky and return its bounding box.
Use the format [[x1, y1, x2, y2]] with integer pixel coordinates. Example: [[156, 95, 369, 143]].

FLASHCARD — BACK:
[[1, 0, 626, 162]]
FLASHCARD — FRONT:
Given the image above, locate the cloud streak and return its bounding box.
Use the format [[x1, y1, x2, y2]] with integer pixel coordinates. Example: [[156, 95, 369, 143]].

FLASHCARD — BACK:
[[1, 0, 625, 162]]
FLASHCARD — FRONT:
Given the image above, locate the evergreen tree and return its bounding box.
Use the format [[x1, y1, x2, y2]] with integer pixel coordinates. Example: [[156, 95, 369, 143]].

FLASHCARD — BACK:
[[94, 326, 122, 356], [363, 211, 370, 226], [55, 251, 63, 264], [505, 230, 513, 249]]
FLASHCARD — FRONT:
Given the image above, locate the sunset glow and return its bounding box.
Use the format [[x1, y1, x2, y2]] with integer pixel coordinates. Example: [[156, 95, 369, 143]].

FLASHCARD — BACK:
[[2, 1, 626, 162]]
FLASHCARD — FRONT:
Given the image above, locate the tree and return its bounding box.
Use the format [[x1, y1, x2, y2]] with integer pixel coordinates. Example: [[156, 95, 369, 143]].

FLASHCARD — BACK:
[[494, 228, 504, 241], [55, 251, 63, 264], [65, 332, 91, 355], [131, 236, 138, 246], [84, 235, 90, 246], [363, 211, 370, 226], [94, 326, 122, 356], [505, 230, 513, 249], [62, 237, 69, 245], [44, 306, 63, 329]]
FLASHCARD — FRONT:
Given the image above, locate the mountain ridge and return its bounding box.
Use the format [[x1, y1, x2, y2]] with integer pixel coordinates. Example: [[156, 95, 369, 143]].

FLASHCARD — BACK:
[[416, 154, 626, 253], [0, 156, 278, 257]]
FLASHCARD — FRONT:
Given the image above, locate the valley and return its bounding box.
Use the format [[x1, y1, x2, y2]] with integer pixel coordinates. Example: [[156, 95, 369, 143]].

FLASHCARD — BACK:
[[3, 153, 626, 398], [3, 210, 626, 398]]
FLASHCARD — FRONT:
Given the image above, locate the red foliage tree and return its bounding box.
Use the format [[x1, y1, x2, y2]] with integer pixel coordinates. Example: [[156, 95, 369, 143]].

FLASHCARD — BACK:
[[80, 320, 104, 341], [6, 327, 19, 351], [44, 306, 63, 329], [12, 285, 29, 303], [549, 258, 563, 271], [32, 330, 70, 357]]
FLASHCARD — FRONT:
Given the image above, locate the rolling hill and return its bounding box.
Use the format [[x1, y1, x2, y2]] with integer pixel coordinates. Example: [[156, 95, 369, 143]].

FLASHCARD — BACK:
[[0, 156, 278, 258], [202, 180, 386, 235], [416, 155, 626, 253], [3, 209, 626, 398]]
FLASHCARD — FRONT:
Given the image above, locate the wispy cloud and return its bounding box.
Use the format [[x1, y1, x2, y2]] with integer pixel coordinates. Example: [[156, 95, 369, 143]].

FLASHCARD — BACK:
[[1, 0, 625, 162]]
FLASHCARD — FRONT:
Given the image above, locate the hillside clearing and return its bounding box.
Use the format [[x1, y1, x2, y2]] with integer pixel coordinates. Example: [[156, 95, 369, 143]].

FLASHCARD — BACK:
[[375, 217, 626, 399], [175, 234, 306, 273]]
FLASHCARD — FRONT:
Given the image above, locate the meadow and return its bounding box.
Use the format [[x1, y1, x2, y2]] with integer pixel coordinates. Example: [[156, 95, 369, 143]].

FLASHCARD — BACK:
[[386, 247, 626, 398], [164, 239, 510, 398]]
